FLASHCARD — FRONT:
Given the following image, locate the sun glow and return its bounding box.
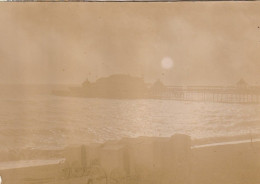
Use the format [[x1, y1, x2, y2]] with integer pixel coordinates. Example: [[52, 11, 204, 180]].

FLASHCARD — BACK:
[[161, 57, 174, 69]]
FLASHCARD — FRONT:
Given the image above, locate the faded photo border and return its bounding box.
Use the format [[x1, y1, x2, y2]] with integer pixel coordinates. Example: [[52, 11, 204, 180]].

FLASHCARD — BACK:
[[0, 0, 258, 2], [1, 1, 260, 184]]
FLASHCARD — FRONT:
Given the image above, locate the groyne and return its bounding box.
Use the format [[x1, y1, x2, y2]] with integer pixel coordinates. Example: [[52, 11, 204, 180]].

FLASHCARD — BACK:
[[1, 134, 260, 184]]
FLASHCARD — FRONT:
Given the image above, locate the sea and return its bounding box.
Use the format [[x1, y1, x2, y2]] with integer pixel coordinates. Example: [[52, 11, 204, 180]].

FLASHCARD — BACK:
[[0, 84, 260, 150]]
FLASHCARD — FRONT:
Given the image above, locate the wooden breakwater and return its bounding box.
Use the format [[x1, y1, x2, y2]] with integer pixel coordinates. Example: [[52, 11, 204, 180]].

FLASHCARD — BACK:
[[1, 135, 260, 184]]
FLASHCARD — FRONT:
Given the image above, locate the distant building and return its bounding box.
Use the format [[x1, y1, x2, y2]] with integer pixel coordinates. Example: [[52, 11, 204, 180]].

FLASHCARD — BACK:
[[82, 79, 91, 88], [71, 74, 149, 99], [151, 79, 166, 90], [236, 79, 248, 89]]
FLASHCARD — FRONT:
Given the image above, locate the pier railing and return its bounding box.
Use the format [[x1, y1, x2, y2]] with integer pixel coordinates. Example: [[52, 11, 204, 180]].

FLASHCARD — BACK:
[[149, 86, 260, 103]]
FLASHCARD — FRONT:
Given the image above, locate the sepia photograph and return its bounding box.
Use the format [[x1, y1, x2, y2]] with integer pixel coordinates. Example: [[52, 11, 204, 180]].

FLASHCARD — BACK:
[[0, 2, 260, 184]]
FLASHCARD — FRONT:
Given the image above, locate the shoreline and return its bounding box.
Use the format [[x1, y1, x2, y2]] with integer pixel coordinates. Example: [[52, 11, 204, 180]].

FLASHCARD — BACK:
[[0, 134, 260, 184], [1, 133, 260, 163], [1, 134, 260, 166]]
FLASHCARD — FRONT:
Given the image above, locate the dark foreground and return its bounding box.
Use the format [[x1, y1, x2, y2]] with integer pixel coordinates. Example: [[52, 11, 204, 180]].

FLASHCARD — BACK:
[[1, 134, 260, 184]]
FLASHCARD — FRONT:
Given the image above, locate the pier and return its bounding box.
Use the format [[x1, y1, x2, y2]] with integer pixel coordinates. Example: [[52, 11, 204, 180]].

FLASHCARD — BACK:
[[149, 86, 260, 103], [149, 79, 260, 104], [53, 76, 260, 103]]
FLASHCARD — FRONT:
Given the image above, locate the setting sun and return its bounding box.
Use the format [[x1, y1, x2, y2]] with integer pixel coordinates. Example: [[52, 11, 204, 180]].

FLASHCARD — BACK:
[[161, 57, 174, 69]]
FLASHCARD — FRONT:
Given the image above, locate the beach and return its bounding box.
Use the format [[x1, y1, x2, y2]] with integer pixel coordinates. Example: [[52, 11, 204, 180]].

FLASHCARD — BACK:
[[0, 135, 260, 184]]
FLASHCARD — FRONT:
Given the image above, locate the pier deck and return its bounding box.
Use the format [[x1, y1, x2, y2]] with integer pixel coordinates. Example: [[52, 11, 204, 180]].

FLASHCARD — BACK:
[[149, 85, 260, 103]]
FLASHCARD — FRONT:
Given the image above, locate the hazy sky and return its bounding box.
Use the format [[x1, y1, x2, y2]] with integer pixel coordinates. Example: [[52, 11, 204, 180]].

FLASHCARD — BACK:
[[0, 2, 260, 86]]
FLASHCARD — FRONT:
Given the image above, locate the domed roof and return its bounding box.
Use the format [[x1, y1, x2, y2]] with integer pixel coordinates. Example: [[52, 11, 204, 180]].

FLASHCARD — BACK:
[[236, 78, 248, 87], [152, 79, 165, 89], [82, 79, 91, 87]]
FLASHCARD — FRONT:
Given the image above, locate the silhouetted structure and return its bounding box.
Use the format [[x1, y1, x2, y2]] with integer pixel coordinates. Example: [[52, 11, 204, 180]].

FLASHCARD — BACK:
[[148, 79, 260, 104], [53, 75, 260, 103], [236, 78, 248, 89], [53, 74, 149, 99]]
